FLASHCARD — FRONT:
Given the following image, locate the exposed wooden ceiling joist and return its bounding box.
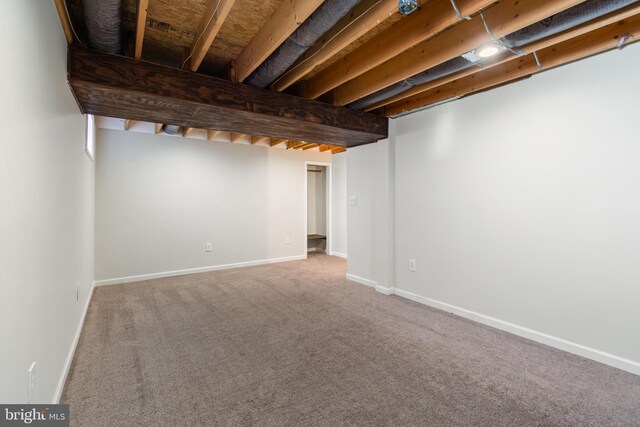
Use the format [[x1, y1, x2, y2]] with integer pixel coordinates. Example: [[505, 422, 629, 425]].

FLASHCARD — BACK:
[[333, 0, 586, 106], [134, 0, 149, 59], [230, 132, 244, 142], [189, 0, 237, 72], [54, 0, 74, 45], [235, 0, 325, 82], [273, 0, 398, 91], [271, 138, 288, 147], [67, 45, 387, 147], [366, 2, 640, 112], [302, 143, 320, 150], [124, 119, 132, 130], [183, 127, 196, 137], [251, 135, 269, 145], [207, 129, 221, 140], [382, 13, 640, 116], [155, 123, 163, 134], [303, 0, 497, 100]]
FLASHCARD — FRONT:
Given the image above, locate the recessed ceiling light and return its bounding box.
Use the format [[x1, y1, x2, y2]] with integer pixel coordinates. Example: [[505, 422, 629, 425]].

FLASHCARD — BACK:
[[477, 44, 501, 58]]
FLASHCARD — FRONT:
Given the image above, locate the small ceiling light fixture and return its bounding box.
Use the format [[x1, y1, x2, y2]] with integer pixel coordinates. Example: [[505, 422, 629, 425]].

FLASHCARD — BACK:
[[477, 43, 501, 58], [398, 0, 418, 15]]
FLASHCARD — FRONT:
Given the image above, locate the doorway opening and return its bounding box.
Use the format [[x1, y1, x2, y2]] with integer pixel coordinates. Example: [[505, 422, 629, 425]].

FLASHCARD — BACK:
[[306, 163, 331, 256]]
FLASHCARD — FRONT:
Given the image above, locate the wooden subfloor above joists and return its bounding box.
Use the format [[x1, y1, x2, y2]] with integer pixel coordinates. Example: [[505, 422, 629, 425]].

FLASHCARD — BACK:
[[67, 45, 387, 147]]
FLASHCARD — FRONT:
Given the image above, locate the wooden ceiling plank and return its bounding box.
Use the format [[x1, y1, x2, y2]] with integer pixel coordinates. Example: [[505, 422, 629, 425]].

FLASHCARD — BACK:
[[155, 123, 163, 134], [54, 0, 74, 45], [383, 13, 640, 116], [207, 129, 222, 140], [273, 0, 398, 91], [190, 0, 238, 72], [68, 46, 387, 147], [333, 0, 586, 106], [304, 0, 497, 99], [251, 135, 270, 145], [235, 0, 325, 82], [366, 2, 640, 112], [134, 0, 149, 59], [271, 138, 289, 147], [230, 132, 244, 143]]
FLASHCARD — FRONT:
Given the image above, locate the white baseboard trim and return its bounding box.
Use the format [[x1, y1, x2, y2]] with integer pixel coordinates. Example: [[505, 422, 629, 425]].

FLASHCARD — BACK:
[[95, 255, 307, 286], [53, 280, 95, 403], [391, 287, 640, 376], [330, 251, 347, 259], [375, 285, 394, 295], [346, 274, 377, 288]]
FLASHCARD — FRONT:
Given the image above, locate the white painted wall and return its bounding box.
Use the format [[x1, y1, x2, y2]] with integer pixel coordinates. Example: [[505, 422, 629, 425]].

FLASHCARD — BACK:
[[348, 43, 640, 373], [95, 129, 332, 282], [331, 153, 347, 257], [0, 1, 95, 403], [346, 144, 379, 285]]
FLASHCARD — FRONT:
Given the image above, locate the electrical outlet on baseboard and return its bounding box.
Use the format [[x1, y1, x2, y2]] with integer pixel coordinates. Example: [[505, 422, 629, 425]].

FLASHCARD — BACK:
[[409, 259, 417, 272]]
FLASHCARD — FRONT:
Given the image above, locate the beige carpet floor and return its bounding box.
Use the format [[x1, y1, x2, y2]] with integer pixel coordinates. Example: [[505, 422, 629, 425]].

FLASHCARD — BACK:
[[62, 254, 640, 426]]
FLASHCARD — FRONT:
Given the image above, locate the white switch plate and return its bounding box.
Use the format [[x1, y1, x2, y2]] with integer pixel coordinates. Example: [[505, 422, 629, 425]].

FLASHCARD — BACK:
[[409, 259, 417, 272], [349, 196, 358, 207], [205, 242, 212, 252], [28, 362, 36, 403]]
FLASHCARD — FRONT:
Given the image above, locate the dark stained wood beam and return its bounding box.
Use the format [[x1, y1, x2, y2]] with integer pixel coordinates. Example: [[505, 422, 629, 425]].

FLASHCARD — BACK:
[[67, 46, 388, 147]]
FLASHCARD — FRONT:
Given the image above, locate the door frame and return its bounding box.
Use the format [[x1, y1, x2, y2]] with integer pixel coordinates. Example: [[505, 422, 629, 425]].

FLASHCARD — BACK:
[[304, 161, 332, 258]]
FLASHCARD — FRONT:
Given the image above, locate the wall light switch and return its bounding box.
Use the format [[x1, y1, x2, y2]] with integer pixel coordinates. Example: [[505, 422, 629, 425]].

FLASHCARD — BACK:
[[409, 259, 417, 272], [205, 242, 212, 252], [349, 196, 358, 207]]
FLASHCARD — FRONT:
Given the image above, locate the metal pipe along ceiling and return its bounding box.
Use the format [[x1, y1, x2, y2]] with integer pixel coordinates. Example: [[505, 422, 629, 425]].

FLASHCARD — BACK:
[[348, 0, 638, 110], [82, 0, 122, 53], [245, 0, 362, 89]]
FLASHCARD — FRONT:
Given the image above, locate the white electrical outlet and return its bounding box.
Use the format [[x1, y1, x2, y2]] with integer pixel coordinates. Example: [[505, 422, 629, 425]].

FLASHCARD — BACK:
[[349, 196, 358, 207], [27, 362, 36, 403], [409, 259, 417, 272], [205, 242, 212, 252], [284, 236, 291, 245]]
